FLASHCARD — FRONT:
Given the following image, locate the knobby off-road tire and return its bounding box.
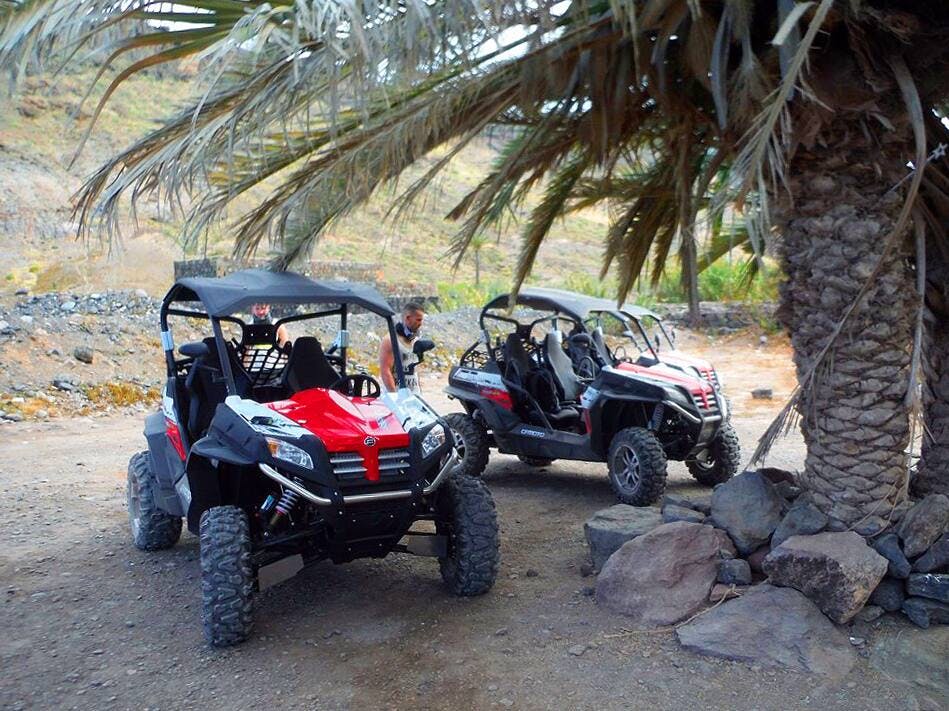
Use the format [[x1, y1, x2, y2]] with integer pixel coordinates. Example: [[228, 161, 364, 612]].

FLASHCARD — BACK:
[[127, 451, 181, 551], [607, 428, 667, 506], [687, 421, 741, 486], [436, 475, 500, 596], [445, 412, 490, 477], [517, 455, 555, 467], [200, 506, 255, 647]]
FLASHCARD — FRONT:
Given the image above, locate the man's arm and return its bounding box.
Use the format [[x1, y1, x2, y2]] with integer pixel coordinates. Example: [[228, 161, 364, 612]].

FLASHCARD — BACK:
[[276, 323, 290, 348], [379, 337, 396, 391]]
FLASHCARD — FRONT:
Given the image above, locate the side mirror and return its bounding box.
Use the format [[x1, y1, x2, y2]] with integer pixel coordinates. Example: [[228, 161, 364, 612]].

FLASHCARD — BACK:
[[180, 341, 210, 359], [413, 338, 435, 361]]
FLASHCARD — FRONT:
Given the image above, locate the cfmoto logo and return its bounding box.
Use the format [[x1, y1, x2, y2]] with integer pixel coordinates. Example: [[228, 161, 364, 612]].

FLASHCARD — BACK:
[[364, 436, 377, 447]]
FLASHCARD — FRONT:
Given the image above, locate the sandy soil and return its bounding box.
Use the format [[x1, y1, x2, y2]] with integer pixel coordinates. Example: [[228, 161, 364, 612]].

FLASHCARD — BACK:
[[1, 341, 945, 711]]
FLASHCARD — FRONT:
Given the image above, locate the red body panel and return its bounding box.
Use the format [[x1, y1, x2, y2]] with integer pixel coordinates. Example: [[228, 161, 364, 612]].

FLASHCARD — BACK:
[[615, 362, 714, 408], [266, 388, 409, 482]]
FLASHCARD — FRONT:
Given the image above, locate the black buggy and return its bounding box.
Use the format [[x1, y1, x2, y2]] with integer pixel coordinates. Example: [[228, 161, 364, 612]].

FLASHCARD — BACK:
[[445, 288, 740, 505], [129, 269, 499, 646]]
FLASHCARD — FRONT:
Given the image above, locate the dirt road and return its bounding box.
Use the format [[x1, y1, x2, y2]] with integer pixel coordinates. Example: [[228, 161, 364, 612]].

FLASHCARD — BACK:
[[2, 366, 944, 710]]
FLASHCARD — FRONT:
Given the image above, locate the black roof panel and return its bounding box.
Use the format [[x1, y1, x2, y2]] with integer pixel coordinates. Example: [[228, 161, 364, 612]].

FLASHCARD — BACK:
[[164, 268, 394, 317]]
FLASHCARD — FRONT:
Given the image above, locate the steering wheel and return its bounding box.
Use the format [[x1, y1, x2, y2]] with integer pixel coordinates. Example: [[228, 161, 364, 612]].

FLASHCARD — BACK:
[[577, 355, 600, 379], [331, 374, 381, 398]]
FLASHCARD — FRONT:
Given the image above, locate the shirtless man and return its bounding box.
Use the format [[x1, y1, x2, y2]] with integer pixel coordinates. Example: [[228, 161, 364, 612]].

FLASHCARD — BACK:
[[379, 302, 425, 394]]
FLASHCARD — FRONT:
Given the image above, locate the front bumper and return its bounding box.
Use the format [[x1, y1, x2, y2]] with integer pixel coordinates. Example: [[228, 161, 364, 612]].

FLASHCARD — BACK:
[[258, 449, 460, 507]]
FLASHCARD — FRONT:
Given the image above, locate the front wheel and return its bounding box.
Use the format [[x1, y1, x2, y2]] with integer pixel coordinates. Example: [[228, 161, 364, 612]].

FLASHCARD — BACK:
[[607, 428, 667, 506], [445, 412, 490, 477], [200, 506, 255, 647], [687, 421, 741, 486], [436, 475, 500, 596], [127, 451, 181, 551]]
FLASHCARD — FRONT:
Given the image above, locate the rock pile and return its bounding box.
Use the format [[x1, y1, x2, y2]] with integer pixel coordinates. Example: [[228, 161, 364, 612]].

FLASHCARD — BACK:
[[584, 476, 949, 674]]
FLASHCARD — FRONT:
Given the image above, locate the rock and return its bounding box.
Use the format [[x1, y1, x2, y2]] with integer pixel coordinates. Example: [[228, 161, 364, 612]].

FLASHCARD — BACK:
[[906, 574, 949, 603], [60, 301, 76, 312], [567, 644, 587, 657], [595, 522, 735, 626], [751, 387, 773, 399], [871, 626, 949, 693], [854, 605, 884, 623], [902, 598, 949, 628], [708, 583, 747, 602], [763, 531, 888, 623], [746, 545, 771, 574], [2, 413, 23, 422], [676, 584, 855, 676], [897, 495, 949, 558], [662, 504, 705, 524], [73, 346, 94, 364], [757, 468, 797, 485], [717, 559, 752, 586], [15, 288, 28, 296], [872, 533, 912, 579], [771, 501, 828, 549], [869, 577, 906, 612], [772, 481, 802, 501], [35, 410, 48, 420], [52, 378, 76, 392], [662, 494, 711, 515], [584, 505, 664, 571], [914, 535, 949, 573], [134, 288, 149, 298], [710, 471, 784, 555]]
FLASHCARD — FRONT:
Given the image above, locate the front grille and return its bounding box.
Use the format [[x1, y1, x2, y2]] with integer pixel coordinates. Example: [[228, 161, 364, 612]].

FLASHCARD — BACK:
[[704, 369, 721, 389], [330, 452, 366, 481], [330, 447, 412, 482], [690, 391, 721, 420], [378, 448, 411, 478]]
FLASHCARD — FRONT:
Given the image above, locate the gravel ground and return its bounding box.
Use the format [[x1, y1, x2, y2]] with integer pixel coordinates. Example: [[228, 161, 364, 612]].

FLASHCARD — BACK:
[[2, 364, 945, 710]]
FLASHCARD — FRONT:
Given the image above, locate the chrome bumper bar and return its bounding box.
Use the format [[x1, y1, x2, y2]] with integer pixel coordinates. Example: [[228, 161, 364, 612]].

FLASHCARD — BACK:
[[258, 449, 460, 507]]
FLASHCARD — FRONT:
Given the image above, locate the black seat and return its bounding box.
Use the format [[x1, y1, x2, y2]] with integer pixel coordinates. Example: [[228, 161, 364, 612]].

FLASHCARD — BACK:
[[543, 332, 582, 402], [184, 338, 228, 441], [281, 336, 339, 393]]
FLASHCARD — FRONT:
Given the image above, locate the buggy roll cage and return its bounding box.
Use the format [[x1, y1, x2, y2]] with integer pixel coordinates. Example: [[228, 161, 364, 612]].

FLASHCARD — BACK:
[[158, 269, 408, 395]]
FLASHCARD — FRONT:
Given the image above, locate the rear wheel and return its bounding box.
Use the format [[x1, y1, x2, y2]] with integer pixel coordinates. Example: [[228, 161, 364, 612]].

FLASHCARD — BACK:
[[517, 455, 555, 467], [127, 451, 181, 551], [445, 412, 490, 477], [436, 475, 500, 596], [200, 506, 255, 647], [687, 421, 741, 486], [607, 428, 667, 506]]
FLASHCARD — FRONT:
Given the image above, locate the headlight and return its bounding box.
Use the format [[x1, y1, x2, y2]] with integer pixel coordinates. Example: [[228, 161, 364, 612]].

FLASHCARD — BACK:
[[421, 424, 446, 458], [266, 437, 313, 469]]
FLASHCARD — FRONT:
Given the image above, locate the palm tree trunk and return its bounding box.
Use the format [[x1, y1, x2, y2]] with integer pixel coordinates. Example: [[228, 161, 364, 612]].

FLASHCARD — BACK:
[[916, 246, 949, 496], [775, 116, 917, 535]]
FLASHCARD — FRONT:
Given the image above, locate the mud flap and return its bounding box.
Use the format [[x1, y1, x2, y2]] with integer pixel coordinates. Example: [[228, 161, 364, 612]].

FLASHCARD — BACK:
[[258, 554, 304, 591]]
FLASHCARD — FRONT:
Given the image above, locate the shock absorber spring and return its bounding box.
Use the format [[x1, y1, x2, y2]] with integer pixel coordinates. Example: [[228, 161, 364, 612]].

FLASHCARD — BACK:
[[269, 488, 300, 528]]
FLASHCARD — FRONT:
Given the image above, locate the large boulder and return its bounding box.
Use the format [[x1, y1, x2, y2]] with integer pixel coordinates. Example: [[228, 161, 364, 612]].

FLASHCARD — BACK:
[[762, 531, 888, 623], [676, 584, 855, 676], [871, 626, 949, 694], [771, 500, 828, 549], [662, 504, 705, 524], [897, 494, 949, 558], [584, 505, 664, 571], [710, 471, 784, 555], [914, 534, 949, 573], [871, 533, 912, 579], [595, 522, 735, 626]]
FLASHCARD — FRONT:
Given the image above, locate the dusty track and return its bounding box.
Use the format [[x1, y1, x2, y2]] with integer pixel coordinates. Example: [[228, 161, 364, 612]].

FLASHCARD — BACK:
[[1, 370, 944, 710]]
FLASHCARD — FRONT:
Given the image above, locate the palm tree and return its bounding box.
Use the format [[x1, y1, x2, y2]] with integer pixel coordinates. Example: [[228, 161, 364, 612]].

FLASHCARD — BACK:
[[3, 1, 949, 534]]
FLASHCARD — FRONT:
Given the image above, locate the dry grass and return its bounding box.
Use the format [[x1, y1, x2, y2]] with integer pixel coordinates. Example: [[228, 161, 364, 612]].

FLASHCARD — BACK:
[[83, 381, 160, 408]]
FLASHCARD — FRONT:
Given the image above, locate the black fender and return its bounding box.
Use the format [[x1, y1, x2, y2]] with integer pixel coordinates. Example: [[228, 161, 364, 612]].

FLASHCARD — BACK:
[[143, 411, 186, 516], [444, 385, 518, 432], [183, 431, 259, 533]]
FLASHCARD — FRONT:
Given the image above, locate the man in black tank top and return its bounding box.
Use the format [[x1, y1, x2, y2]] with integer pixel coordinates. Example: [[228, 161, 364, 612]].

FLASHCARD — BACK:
[[379, 302, 425, 393], [251, 303, 290, 347]]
